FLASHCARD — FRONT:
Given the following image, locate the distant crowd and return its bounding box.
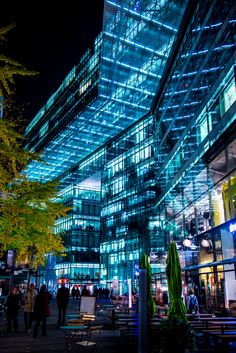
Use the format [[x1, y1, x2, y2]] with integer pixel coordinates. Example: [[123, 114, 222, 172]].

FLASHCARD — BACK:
[[70, 285, 110, 300]]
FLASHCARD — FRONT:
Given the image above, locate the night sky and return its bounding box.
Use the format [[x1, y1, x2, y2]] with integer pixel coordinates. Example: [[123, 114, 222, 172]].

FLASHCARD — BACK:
[[1, 1, 104, 122]]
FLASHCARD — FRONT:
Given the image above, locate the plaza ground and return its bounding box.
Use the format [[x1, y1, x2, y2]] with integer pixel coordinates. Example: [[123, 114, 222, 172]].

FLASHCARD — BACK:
[[0, 297, 234, 353]]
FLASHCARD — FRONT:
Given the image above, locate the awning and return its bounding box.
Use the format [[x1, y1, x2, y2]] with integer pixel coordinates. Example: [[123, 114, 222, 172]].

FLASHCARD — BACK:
[[182, 257, 236, 272]]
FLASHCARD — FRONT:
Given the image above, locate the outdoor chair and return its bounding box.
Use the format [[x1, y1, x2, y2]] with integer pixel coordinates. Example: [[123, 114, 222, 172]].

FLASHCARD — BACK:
[[81, 314, 96, 326], [75, 325, 103, 352]]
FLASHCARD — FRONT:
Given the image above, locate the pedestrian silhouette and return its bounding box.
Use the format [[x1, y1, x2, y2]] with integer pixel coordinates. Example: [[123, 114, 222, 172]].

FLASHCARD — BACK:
[[56, 283, 69, 326], [33, 284, 51, 338], [81, 285, 90, 297], [5, 286, 21, 332]]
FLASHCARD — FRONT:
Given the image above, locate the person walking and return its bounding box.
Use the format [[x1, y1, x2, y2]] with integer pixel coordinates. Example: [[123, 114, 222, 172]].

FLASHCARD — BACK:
[[71, 286, 76, 300], [33, 284, 51, 338], [56, 282, 69, 326], [5, 286, 21, 332], [81, 285, 90, 296], [75, 286, 80, 302], [23, 283, 37, 333], [186, 288, 199, 314]]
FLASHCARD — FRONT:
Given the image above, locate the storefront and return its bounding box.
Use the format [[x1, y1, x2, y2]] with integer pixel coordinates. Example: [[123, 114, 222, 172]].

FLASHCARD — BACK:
[[184, 218, 236, 314]]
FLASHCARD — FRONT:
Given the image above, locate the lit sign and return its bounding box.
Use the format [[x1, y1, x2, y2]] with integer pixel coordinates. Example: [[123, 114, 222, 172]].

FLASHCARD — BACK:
[[135, 263, 139, 276], [229, 223, 236, 233]]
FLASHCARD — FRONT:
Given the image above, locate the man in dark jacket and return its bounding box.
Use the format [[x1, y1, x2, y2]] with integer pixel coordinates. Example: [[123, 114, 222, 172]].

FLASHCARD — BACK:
[[56, 283, 69, 326], [33, 284, 51, 338], [5, 286, 21, 332]]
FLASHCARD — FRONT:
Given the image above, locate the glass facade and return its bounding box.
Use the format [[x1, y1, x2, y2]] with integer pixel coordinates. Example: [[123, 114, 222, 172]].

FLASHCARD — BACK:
[[23, 0, 236, 307], [54, 184, 101, 286], [150, 0, 236, 310], [100, 116, 156, 292], [24, 0, 186, 182], [152, 0, 236, 245]]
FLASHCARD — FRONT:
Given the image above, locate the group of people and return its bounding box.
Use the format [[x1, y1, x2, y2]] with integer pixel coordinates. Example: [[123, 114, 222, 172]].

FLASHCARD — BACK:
[[4, 282, 92, 337], [4, 283, 200, 337], [5, 283, 51, 337], [71, 284, 91, 300]]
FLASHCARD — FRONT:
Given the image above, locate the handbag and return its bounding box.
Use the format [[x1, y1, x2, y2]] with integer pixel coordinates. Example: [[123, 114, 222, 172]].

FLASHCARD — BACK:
[[45, 304, 51, 317]]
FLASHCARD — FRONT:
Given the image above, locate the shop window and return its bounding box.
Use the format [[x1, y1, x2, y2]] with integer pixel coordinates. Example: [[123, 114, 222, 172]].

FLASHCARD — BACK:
[[219, 78, 236, 116], [209, 150, 227, 184], [222, 181, 231, 221], [227, 141, 236, 173], [230, 175, 236, 218]]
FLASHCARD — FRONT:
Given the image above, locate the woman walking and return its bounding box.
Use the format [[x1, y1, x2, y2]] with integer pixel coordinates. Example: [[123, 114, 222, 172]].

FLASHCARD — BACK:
[[24, 283, 37, 332], [33, 285, 51, 338]]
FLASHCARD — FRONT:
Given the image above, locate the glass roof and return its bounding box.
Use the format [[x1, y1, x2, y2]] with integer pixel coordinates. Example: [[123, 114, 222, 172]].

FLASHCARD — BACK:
[[25, 0, 187, 181]]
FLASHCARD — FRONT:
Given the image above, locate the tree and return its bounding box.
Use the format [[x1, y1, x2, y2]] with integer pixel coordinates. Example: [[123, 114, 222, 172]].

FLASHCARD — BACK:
[[0, 23, 37, 96], [0, 24, 70, 268]]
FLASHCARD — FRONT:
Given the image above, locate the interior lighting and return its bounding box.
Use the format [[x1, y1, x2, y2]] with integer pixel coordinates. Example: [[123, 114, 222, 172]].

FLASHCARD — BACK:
[[200, 239, 212, 248], [183, 238, 193, 247]]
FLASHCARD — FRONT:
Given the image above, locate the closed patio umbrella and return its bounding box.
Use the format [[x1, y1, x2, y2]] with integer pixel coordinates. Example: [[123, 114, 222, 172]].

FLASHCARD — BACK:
[[166, 241, 186, 321], [140, 253, 156, 316]]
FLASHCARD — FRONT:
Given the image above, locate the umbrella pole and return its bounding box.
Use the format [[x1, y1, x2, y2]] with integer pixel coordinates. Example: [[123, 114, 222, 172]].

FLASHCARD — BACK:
[[139, 269, 147, 353]]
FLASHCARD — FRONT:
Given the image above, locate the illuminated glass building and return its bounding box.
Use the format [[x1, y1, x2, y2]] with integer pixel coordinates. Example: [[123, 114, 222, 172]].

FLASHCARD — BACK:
[[24, 0, 186, 289], [24, 0, 236, 308], [150, 0, 236, 312]]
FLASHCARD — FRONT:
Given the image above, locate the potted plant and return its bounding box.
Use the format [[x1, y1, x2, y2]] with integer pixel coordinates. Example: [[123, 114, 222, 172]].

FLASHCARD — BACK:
[[151, 317, 197, 353], [150, 242, 197, 353]]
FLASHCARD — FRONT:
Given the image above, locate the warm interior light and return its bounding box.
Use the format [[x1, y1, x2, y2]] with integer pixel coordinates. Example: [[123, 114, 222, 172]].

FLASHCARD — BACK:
[[183, 238, 192, 247], [200, 239, 211, 247]]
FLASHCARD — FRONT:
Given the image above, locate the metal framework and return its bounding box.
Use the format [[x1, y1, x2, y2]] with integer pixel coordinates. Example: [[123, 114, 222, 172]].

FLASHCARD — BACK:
[[24, 0, 186, 182]]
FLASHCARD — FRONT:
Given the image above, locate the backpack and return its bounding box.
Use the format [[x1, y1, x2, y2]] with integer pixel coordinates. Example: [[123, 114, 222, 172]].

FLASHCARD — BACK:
[[189, 295, 197, 312]]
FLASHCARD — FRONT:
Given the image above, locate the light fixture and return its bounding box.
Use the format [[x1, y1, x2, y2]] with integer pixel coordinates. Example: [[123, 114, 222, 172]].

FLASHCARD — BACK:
[[200, 239, 212, 248], [183, 238, 193, 247]]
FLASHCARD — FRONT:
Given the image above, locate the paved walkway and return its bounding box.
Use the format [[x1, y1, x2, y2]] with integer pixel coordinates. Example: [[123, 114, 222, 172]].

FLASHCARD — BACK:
[[0, 298, 136, 353], [0, 297, 234, 353]]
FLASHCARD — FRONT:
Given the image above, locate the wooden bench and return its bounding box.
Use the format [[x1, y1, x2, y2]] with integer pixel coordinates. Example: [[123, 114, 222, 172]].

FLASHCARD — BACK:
[[67, 319, 85, 326], [90, 325, 103, 334], [218, 334, 236, 340]]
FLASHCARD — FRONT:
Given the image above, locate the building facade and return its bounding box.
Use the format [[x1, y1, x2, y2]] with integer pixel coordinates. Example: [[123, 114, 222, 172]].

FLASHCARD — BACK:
[[24, 0, 236, 311]]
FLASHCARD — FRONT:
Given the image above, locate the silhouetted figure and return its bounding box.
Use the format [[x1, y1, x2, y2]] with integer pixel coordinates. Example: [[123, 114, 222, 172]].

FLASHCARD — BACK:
[[33, 285, 51, 337], [75, 287, 80, 301], [56, 283, 69, 326], [81, 285, 90, 297], [5, 286, 21, 332], [71, 286, 76, 300]]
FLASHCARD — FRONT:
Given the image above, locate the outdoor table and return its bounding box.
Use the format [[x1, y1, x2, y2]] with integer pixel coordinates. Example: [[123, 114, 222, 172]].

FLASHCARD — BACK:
[[115, 313, 138, 319], [207, 320, 236, 334], [60, 325, 88, 352], [194, 317, 236, 329], [67, 314, 82, 319], [186, 313, 212, 319]]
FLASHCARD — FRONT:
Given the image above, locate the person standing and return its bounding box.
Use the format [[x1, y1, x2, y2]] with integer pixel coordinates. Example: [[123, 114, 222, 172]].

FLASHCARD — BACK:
[[56, 283, 69, 326], [5, 286, 21, 332], [186, 288, 199, 314], [75, 286, 80, 302], [81, 285, 90, 296], [23, 283, 37, 332], [71, 286, 76, 300], [33, 284, 51, 338]]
